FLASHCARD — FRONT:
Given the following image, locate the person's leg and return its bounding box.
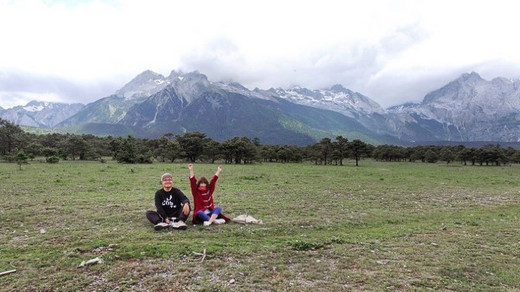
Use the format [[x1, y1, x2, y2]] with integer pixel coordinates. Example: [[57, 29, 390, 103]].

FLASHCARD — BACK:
[[208, 206, 222, 223], [211, 206, 222, 216], [210, 206, 226, 224], [169, 207, 190, 230], [207, 206, 223, 223], [146, 210, 163, 225], [177, 205, 191, 223], [147, 211, 169, 230], [197, 210, 210, 222]]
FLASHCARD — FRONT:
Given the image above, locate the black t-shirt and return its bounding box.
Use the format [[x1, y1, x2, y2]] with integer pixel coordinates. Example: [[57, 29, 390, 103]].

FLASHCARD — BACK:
[[155, 187, 190, 218]]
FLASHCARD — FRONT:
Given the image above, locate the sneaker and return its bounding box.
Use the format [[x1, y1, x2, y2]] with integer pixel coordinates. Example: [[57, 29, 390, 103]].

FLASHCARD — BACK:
[[214, 218, 226, 225], [154, 222, 170, 231], [171, 221, 187, 230], [203, 221, 212, 226]]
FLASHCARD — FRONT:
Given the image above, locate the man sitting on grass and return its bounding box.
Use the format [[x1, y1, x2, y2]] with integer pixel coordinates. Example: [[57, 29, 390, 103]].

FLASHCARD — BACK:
[[145, 173, 191, 230]]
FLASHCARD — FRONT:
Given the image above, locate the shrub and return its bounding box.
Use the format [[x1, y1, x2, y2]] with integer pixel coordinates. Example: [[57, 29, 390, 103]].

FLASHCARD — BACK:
[[46, 156, 60, 164]]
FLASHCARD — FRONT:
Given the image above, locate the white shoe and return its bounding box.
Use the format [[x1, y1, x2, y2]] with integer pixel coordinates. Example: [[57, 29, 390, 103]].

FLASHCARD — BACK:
[[203, 221, 212, 226], [171, 221, 187, 230], [154, 222, 169, 231], [214, 218, 226, 225]]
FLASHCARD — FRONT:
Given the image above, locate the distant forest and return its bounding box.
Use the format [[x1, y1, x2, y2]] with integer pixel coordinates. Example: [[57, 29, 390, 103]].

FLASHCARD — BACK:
[[2, 118, 519, 166]]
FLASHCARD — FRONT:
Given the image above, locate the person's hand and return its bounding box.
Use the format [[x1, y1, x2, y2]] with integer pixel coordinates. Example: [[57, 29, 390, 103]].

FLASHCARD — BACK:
[[217, 165, 223, 172], [165, 218, 171, 224], [188, 164, 193, 170], [182, 204, 190, 215]]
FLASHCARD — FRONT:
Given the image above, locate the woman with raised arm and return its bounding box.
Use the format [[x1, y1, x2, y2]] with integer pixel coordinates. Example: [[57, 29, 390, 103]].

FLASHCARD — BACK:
[[188, 164, 230, 226]]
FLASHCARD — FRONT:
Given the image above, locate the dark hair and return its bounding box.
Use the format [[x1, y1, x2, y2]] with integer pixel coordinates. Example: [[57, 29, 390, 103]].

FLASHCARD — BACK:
[[197, 176, 209, 187]]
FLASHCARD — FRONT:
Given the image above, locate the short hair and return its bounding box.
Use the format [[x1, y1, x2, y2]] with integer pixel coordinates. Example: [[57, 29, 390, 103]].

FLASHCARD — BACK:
[[161, 173, 173, 181]]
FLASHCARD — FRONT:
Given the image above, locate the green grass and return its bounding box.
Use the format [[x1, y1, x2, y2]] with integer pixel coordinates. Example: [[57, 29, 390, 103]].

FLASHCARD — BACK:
[[1, 159, 519, 291]]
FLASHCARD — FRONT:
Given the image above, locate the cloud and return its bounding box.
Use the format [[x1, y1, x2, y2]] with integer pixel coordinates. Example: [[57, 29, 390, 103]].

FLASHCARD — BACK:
[[1, 0, 520, 109], [0, 69, 121, 108]]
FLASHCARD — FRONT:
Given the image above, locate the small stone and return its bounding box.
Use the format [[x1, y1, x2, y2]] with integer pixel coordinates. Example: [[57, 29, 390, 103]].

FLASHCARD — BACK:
[[40, 228, 46, 234], [229, 279, 235, 284], [78, 257, 103, 268]]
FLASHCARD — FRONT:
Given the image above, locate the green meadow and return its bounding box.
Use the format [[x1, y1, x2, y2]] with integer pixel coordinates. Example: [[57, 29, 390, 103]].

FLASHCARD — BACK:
[[1, 159, 519, 291]]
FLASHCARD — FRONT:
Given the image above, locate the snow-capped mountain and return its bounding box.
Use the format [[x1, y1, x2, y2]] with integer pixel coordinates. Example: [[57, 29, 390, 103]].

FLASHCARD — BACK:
[[58, 71, 217, 128], [0, 100, 84, 128], [266, 84, 403, 138], [116, 69, 219, 103], [115, 70, 169, 101], [164, 70, 212, 104], [5, 69, 520, 144], [56, 70, 394, 145], [274, 84, 385, 117], [388, 72, 520, 142]]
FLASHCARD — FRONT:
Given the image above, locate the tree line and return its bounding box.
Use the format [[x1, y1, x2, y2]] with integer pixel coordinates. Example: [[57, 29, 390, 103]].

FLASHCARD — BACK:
[[1, 117, 519, 166]]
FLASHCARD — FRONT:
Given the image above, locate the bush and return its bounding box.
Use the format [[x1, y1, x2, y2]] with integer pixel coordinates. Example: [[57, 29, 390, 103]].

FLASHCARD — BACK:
[[2, 154, 14, 162], [46, 156, 60, 164], [136, 153, 153, 164]]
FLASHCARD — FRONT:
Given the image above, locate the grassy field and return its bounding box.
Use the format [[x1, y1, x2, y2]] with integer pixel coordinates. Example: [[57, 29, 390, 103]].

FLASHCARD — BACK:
[[1, 159, 519, 291]]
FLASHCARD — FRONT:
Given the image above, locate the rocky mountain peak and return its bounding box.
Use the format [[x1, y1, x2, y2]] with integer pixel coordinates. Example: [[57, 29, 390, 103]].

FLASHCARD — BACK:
[[167, 69, 183, 79], [0, 100, 84, 128], [459, 71, 483, 83], [24, 100, 49, 111], [156, 71, 210, 104], [330, 84, 347, 92], [115, 70, 168, 100], [276, 84, 385, 117], [423, 72, 485, 104], [490, 76, 519, 90], [389, 72, 520, 142], [167, 70, 209, 83], [7, 68, 520, 144], [227, 82, 249, 91]]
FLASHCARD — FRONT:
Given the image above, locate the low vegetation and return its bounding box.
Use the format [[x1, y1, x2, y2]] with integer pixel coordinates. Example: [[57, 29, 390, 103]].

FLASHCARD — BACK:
[[2, 117, 520, 168], [1, 159, 519, 291]]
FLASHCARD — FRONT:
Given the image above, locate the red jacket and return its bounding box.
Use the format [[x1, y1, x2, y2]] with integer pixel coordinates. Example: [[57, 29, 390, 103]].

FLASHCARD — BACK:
[[190, 175, 230, 224]]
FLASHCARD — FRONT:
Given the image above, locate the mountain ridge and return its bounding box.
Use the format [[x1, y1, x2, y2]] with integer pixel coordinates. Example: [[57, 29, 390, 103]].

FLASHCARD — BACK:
[[2, 70, 519, 145], [0, 100, 84, 128]]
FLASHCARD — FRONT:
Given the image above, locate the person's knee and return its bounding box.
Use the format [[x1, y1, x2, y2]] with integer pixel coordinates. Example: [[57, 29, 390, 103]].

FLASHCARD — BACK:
[[196, 211, 208, 221], [145, 210, 155, 219], [146, 210, 161, 224]]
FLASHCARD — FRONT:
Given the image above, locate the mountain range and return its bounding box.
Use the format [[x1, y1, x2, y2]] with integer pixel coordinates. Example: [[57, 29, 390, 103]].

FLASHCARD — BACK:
[[0, 100, 84, 128], [2, 70, 519, 146]]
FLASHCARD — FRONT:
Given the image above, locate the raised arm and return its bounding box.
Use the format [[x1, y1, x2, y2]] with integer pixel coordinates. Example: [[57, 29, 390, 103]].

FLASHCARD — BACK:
[[188, 163, 195, 178], [208, 165, 222, 194], [188, 164, 197, 195]]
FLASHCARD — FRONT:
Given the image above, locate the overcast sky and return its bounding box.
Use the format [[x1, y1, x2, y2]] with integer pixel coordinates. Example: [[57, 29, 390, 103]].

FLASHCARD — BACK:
[[1, 0, 520, 109]]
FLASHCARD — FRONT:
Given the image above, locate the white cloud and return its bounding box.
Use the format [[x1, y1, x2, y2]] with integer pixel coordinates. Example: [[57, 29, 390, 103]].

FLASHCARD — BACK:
[[0, 91, 62, 108], [1, 0, 520, 109]]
